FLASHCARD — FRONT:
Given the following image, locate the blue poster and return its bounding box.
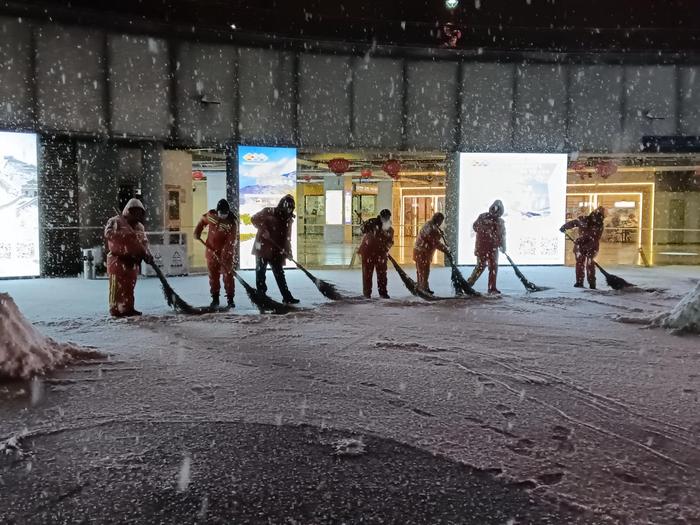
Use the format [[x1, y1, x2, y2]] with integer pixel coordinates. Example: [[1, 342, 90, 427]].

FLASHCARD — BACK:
[[238, 145, 297, 269]]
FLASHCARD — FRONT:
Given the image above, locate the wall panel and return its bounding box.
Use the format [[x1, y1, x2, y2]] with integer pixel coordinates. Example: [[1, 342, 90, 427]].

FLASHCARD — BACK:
[[109, 34, 171, 138], [238, 48, 295, 145], [0, 17, 33, 128], [352, 57, 403, 149], [679, 66, 700, 136], [36, 25, 106, 134], [460, 63, 514, 152], [621, 66, 677, 150], [176, 42, 237, 146], [405, 61, 458, 150], [513, 64, 567, 152], [298, 54, 352, 147]]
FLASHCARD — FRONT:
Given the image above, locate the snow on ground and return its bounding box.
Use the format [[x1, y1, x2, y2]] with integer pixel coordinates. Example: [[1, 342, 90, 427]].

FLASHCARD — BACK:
[[1, 264, 699, 524], [651, 281, 700, 334], [0, 292, 102, 379]]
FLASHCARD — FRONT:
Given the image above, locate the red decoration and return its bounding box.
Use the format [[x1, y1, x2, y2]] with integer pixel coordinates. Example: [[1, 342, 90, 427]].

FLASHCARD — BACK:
[[328, 158, 350, 176], [595, 161, 617, 179], [360, 168, 373, 179], [192, 170, 205, 180], [303, 175, 312, 182], [569, 161, 589, 180], [382, 159, 401, 179]]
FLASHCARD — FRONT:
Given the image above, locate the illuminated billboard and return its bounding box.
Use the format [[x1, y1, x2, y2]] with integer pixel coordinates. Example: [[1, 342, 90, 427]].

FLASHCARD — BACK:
[[457, 153, 567, 265], [238, 145, 297, 269], [0, 132, 39, 278]]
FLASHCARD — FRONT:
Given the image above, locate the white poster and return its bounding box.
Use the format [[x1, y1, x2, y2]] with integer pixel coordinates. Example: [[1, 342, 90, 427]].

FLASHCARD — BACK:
[[0, 132, 39, 278], [457, 153, 567, 265]]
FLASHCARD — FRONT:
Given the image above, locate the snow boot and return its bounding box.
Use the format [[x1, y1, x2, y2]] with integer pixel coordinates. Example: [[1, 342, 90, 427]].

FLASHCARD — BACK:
[[210, 294, 220, 308], [379, 293, 390, 299], [588, 282, 597, 290], [488, 289, 501, 295], [283, 296, 300, 305], [573, 282, 584, 288], [227, 296, 235, 308], [125, 309, 142, 317]]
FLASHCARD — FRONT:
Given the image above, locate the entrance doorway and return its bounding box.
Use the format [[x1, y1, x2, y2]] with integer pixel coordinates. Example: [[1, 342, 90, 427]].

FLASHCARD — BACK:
[[566, 184, 653, 266]]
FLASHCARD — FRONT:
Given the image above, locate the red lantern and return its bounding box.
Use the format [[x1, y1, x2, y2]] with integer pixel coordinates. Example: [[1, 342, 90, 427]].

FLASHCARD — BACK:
[[569, 161, 589, 181], [192, 170, 205, 181], [303, 175, 312, 182], [382, 159, 401, 179], [360, 168, 372, 179], [596, 161, 617, 179], [328, 158, 350, 176]]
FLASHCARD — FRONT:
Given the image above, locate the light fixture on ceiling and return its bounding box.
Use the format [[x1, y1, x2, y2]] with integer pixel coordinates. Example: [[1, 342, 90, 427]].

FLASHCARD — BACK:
[[445, 0, 459, 9]]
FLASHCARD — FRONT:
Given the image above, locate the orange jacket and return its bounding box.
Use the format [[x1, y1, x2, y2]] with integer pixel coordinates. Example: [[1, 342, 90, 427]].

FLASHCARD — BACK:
[[104, 215, 149, 269], [413, 221, 447, 261], [194, 210, 237, 259], [251, 207, 293, 262], [358, 217, 394, 258], [562, 214, 604, 257], [473, 212, 506, 256]]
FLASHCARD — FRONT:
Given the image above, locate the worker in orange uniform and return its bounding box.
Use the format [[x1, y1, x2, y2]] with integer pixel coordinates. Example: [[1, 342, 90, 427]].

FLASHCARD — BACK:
[[467, 200, 507, 294], [560, 206, 605, 289], [358, 209, 394, 299], [104, 198, 153, 317], [412, 212, 448, 294], [194, 199, 238, 308]]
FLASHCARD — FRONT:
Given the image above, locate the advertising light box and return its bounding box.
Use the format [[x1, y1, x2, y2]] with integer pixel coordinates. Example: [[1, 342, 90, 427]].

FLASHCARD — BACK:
[[238, 145, 297, 269], [457, 153, 567, 265], [0, 132, 39, 278]]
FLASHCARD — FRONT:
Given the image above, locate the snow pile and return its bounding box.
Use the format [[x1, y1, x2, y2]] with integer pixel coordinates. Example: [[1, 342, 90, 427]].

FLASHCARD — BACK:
[[0, 293, 102, 379], [651, 282, 700, 334]]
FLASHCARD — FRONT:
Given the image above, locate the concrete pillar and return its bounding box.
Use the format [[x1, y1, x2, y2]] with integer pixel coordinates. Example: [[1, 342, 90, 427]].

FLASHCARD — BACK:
[[140, 142, 165, 235]]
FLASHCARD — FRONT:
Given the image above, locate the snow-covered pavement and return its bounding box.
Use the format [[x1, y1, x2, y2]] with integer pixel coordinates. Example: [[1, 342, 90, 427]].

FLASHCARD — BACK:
[[1, 265, 699, 524]]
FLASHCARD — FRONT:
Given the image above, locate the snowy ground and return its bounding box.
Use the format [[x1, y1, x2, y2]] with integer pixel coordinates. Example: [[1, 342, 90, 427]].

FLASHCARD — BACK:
[[1, 265, 700, 524]]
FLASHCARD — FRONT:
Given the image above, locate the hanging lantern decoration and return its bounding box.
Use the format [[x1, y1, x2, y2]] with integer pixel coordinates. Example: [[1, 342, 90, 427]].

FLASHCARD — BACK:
[[569, 161, 589, 181], [192, 170, 206, 181], [303, 175, 312, 182], [382, 159, 401, 180], [327, 158, 350, 176], [360, 168, 373, 180], [595, 161, 617, 179]]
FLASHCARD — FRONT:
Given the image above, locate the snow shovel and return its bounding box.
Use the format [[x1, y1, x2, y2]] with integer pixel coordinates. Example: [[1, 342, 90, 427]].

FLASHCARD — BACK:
[[563, 232, 635, 290], [503, 252, 550, 293], [386, 254, 434, 301], [266, 239, 343, 300], [438, 229, 480, 297], [198, 239, 293, 314]]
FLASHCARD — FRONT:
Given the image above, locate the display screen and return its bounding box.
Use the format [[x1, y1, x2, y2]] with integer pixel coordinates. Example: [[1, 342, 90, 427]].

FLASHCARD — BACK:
[[325, 190, 343, 225], [0, 132, 39, 278], [457, 153, 567, 265], [238, 146, 297, 269]]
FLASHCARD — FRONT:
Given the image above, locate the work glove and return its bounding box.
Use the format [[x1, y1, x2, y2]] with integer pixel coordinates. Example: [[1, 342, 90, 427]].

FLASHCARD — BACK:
[[143, 253, 154, 265], [559, 226, 566, 233]]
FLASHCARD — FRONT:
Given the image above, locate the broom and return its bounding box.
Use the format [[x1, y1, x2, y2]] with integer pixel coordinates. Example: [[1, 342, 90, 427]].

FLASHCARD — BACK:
[[148, 261, 202, 314], [198, 239, 293, 314], [563, 232, 635, 290], [267, 239, 343, 300], [386, 254, 435, 300], [502, 252, 550, 293], [438, 229, 480, 297]]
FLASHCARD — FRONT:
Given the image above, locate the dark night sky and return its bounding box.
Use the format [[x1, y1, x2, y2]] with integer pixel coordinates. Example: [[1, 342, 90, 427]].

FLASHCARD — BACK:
[[4, 0, 700, 51]]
